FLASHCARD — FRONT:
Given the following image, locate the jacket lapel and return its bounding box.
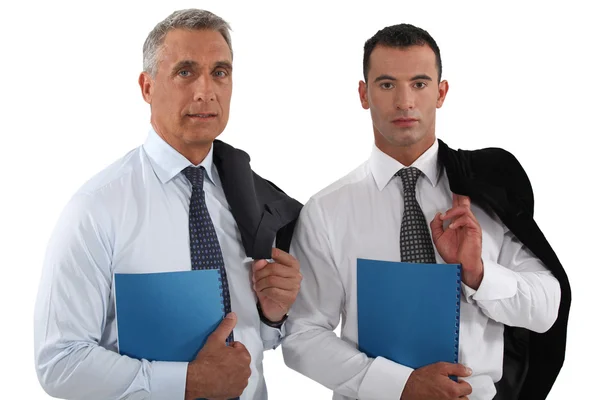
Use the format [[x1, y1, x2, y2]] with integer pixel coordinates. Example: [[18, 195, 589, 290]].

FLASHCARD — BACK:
[[212, 140, 261, 257]]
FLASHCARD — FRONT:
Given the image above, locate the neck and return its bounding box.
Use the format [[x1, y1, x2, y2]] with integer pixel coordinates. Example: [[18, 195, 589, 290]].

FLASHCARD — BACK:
[[152, 122, 212, 166], [375, 134, 436, 166], [178, 145, 211, 166]]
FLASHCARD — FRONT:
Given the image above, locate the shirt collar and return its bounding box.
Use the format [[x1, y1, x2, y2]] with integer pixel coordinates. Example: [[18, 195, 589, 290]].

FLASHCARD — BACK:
[[142, 127, 217, 185], [369, 139, 441, 191]]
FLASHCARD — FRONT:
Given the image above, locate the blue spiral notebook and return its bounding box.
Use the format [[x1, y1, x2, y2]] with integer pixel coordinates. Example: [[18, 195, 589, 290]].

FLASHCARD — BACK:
[[357, 258, 461, 370], [114, 270, 225, 362]]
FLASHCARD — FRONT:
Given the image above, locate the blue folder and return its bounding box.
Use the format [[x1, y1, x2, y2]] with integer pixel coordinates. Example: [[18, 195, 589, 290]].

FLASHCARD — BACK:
[[114, 270, 225, 362], [357, 258, 461, 370]]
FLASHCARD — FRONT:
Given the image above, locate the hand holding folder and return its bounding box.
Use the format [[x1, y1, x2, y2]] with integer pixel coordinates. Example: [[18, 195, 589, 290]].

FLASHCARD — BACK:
[[185, 313, 251, 400], [114, 270, 250, 399]]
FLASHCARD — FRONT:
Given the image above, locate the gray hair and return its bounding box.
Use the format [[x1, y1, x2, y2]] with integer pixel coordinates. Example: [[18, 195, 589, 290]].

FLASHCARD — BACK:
[[142, 9, 233, 77]]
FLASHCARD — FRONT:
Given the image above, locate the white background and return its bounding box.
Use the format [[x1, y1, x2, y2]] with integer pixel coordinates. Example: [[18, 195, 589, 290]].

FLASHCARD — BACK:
[[1, 0, 598, 398]]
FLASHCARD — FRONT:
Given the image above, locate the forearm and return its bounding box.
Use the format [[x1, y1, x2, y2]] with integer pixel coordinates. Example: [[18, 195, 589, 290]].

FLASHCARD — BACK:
[[35, 340, 187, 400], [283, 321, 411, 400], [463, 260, 561, 332]]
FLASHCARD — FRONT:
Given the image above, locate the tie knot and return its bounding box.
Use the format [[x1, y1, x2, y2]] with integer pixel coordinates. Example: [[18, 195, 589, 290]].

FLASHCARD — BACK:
[[183, 166, 205, 189], [397, 167, 422, 195]]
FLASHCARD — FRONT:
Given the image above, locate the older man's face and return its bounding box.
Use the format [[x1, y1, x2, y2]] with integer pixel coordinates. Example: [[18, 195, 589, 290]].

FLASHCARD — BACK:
[[140, 28, 233, 156]]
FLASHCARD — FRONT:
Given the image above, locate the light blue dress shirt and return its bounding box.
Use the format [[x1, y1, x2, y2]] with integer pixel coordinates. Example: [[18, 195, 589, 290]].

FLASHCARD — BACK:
[[34, 128, 282, 400]]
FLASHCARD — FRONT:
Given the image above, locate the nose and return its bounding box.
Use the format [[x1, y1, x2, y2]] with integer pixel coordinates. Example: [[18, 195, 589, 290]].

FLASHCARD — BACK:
[[394, 86, 415, 110], [193, 74, 216, 102]]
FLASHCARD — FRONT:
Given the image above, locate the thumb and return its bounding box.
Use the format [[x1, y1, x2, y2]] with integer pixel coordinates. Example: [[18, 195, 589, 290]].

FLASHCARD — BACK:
[[207, 312, 237, 344], [430, 212, 445, 241]]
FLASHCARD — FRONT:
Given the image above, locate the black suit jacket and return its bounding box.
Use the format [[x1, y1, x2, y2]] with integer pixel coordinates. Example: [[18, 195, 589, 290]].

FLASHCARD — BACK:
[[438, 139, 570, 400], [212, 139, 303, 258]]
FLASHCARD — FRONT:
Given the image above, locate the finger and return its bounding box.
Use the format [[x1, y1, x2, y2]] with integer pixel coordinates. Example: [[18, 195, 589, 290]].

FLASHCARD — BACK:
[[448, 214, 480, 231], [231, 342, 252, 365], [452, 193, 459, 208], [231, 341, 247, 351], [455, 380, 473, 396], [207, 312, 237, 344], [444, 363, 472, 378], [440, 205, 471, 221], [255, 276, 300, 292], [271, 248, 300, 270], [456, 194, 471, 208], [252, 259, 269, 274], [257, 287, 296, 304], [430, 212, 445, 241], [253, 263, 301, 282]]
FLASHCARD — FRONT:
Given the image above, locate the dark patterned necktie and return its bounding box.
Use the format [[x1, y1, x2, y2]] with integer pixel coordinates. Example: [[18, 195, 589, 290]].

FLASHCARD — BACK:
[[183, 166, 234, 345], [397, 167, 437, 264]]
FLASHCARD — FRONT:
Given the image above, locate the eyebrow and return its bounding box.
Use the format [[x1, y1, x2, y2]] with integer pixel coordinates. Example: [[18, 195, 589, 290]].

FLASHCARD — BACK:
[[410, 74, 433, 81], [171, 60, 233, 72], [373, 74, 433, 83], [214, 60, 233, 71], [172, 60, 198, 72], [373, 74, 397, 83]]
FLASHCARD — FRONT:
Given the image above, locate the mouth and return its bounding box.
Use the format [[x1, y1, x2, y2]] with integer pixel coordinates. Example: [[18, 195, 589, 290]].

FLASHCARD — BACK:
[[187, 113, 217, 120], [392, 118, 418, 127]]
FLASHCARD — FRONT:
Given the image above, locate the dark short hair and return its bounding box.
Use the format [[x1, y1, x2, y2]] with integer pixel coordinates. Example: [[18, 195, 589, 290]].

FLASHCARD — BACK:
[[363, 23, 442, 83]]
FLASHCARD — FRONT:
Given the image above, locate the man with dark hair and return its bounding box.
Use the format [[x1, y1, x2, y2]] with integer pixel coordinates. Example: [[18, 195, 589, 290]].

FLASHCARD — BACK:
[[282, 23, 569, 400]]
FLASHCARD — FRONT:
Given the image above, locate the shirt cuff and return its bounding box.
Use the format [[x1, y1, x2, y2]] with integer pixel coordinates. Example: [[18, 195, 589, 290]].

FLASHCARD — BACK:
[[150, 361, 188, 400], [261, 320, 285, 350], [469, 259, 518, 302], [461, 281, 477, 304], [358, 356, 413, 400]]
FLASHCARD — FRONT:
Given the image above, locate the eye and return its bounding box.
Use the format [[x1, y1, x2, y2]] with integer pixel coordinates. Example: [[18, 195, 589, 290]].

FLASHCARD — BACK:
[[380, 82, 394, 90], [214, 70, 228, 78], [178, 70, 191, 77], [414, 81, 427, 89]]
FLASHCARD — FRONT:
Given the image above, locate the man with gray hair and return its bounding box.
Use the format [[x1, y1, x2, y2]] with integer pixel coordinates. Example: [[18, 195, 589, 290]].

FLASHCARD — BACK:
[[34, 9, 302, 400]]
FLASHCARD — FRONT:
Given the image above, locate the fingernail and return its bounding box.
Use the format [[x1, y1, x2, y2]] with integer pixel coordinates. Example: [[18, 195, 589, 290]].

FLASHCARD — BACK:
[[225, 313, 235, 319], [440, 212, 446, 218], [466, 367, 472, 375], [449, 223, 455, 229]]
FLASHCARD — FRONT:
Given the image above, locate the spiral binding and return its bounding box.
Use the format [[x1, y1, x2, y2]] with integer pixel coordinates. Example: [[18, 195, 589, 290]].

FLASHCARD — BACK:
[[217, 278, 226, 315], [454, 266, 461, 364]]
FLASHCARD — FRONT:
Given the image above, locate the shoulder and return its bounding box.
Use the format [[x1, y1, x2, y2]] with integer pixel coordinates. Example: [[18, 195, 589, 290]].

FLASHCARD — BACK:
[[440, 140, 534, 215], [77, 146, 144, 197], [311, 161, 369, 203], [60, 146, 145, 228], [440, 139, 526, 178], [300, 161, 370, 224]]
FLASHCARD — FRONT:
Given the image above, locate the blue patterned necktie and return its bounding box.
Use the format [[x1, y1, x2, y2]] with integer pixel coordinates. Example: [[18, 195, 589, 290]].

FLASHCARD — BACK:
[[397, 167, 437, 263], [183, 166, 234, 345]]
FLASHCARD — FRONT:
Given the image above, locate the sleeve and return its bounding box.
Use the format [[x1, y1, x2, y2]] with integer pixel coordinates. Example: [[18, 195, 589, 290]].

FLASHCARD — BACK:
[[33, 193, 188, 400], [462, 226, 561, 333], [282, 199, 412, 400], [260, 321, 285, 350]]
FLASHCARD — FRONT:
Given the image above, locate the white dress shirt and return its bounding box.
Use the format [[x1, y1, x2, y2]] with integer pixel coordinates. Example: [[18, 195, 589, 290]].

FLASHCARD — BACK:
[[34, 128, 282, 400], [282, 140, 561, 400]]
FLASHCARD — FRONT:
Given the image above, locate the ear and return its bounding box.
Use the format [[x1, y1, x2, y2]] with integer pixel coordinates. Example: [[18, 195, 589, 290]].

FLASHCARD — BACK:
[[358, 80, 369, 110], [139, 72, 154, 105], [436, 80, 449, 108]]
